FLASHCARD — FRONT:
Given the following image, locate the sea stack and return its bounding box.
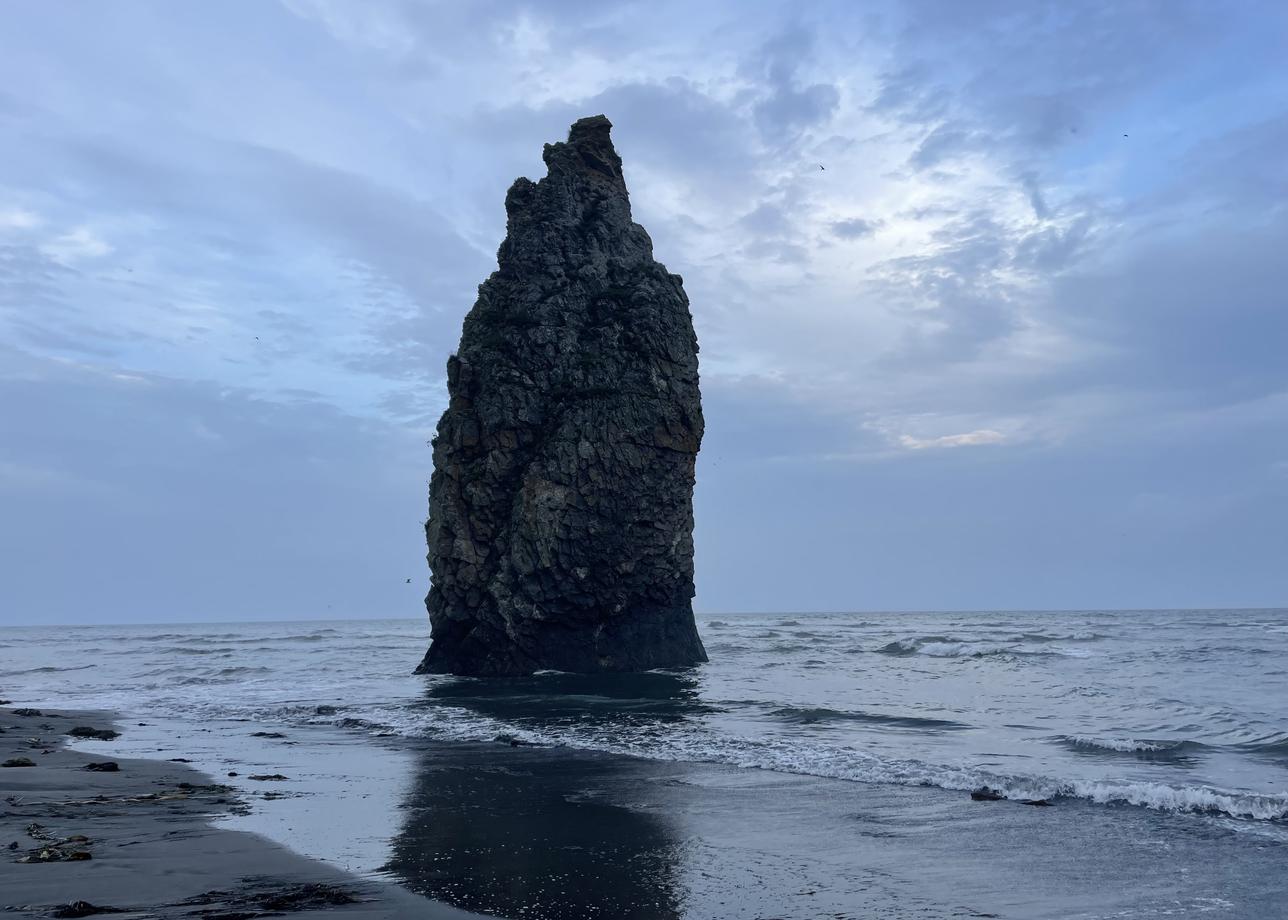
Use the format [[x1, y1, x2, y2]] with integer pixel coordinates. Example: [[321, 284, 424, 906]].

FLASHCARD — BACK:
[[416, 115, 707, 676]]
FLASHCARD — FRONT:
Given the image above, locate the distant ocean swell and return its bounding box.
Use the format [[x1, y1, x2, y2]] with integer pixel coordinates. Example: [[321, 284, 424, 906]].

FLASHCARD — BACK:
[[0, 663, 97, 676], [871, 635, 1095, 659]]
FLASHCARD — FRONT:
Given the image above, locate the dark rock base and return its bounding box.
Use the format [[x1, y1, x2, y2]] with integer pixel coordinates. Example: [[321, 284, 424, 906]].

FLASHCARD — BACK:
[[416, 605, 707, 676]]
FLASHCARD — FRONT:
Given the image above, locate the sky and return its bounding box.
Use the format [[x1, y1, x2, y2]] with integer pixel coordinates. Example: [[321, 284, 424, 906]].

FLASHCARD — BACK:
[[2, 1, 1286, 625]]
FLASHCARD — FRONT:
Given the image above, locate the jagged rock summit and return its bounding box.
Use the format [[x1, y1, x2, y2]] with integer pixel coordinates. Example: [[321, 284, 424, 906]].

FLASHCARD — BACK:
[[417, 115, 707, 676]]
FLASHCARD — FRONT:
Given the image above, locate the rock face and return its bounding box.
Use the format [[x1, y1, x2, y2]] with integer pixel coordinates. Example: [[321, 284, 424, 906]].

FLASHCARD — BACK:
[[416, 115, 707, 676]]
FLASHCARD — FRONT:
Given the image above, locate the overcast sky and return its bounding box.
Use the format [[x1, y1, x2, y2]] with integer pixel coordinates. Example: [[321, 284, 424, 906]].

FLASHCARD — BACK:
[[2, 1, 1286, 624]]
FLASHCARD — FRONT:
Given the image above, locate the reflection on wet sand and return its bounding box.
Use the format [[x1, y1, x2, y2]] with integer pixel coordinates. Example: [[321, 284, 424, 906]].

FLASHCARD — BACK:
[[383, 744, 684, 919], [380, 674, 1288, 919], [383, 676, 698, 919]]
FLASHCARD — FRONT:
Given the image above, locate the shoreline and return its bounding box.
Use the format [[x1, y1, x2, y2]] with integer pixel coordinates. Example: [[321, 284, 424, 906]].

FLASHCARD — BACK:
[[5, 612, 1286, 919], [0, 704, 477, 919]]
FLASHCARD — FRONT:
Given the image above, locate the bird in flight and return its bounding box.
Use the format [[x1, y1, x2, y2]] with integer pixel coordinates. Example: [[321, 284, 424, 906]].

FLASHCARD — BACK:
[[405, 578, 411, 584], [819, 164, 825, 171]]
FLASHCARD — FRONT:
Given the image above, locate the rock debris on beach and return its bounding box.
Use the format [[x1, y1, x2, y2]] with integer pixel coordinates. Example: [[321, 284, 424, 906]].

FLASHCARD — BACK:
[[2, 708, 436, 918], [66, 726, 120, 741], [177, 881, 358, 914], [419, 114, 707, 676], [51, 901, 125, 918]]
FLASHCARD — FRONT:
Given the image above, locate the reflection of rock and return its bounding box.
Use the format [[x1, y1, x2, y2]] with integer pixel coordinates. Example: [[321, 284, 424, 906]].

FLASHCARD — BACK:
[[418, 115, 707, 677], [383, 744, 682, 920]]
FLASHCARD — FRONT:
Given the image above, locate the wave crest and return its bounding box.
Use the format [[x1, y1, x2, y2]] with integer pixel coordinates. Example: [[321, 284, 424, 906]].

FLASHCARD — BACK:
[[872, 636, 1089, 659], [769, 706, 969, 730]]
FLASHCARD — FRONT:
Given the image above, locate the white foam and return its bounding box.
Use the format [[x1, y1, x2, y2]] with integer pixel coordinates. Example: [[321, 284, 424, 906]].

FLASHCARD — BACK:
[[1066, 735, 1169, 753], [875, 636, 1091, 659], [277, 702, 1288, 824]]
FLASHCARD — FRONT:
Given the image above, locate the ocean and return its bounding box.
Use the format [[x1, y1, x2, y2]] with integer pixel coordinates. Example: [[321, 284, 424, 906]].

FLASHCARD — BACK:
[[4, 609, 1286, 918]]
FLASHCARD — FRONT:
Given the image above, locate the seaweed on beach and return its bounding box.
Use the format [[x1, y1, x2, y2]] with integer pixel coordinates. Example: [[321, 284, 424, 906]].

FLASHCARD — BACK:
[[175, 880, 358, 917], [51, 902, 125, 918]]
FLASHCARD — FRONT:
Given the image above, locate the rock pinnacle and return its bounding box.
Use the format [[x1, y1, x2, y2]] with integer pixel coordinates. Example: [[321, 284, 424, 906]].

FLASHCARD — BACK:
[[417, 115, 707, 676]]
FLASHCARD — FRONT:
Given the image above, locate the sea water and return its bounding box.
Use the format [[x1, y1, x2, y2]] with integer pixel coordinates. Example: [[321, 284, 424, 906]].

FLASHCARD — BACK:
[[4, 609, 1286, 917]]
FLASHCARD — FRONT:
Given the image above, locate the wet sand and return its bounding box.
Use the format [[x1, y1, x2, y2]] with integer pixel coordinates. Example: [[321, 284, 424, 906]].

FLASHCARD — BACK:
[[384, 741, 1284, 919], [0, 705, 476, 919], [4, 701, 1282, 918]]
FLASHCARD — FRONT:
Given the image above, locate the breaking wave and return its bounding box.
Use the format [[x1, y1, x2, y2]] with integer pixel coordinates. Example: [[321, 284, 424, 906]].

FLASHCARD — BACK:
[[871, 636, 1090, 659], [768, 705, 969, 731], [168, 693, 1285, 826], [0, 664, 97, 676], [282, 702, 1288, 824], [1058, 735, 1211, 759], [169, 666, 275, 686]]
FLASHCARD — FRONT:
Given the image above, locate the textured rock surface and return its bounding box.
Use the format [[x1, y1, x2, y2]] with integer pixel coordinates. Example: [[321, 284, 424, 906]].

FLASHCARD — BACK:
[[417, 115, 707, 676]]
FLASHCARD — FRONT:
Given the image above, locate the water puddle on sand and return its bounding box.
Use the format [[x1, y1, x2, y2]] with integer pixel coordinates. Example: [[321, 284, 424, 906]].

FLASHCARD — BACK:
[[66, 715, 416, 878]]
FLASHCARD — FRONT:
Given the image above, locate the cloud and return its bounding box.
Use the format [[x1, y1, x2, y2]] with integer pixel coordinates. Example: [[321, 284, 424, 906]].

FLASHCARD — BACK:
[[748, 27, 841, 142], [0, 207, 41, 230], [39, 226, 112, 263], [830, 217, 881, 239], [1, 0, 1286, 616], [897, 429, 1006, 450], [0, 346, 433, 622]]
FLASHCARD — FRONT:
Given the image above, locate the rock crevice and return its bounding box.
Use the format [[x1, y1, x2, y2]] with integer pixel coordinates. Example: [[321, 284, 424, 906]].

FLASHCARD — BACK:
[[417, 115, 707, 676]]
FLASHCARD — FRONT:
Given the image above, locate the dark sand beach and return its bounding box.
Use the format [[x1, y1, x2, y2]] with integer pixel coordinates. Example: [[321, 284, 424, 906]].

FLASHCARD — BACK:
[[0, 706, 475, 920], [383, 740, 1284, 919]]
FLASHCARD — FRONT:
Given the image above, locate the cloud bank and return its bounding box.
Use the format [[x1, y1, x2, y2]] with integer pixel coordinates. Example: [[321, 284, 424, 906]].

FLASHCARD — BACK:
[[1, 1, 1285, 621]]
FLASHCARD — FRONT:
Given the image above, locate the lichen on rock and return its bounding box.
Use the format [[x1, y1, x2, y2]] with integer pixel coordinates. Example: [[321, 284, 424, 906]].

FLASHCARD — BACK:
[[417, 115, 707, 676]]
